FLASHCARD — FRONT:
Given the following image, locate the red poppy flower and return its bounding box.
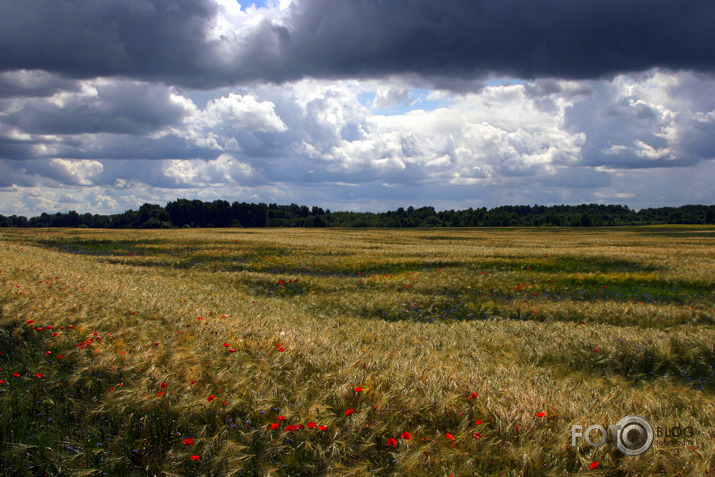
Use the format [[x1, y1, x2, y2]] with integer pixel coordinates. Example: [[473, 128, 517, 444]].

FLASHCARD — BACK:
[[35, 373, 42, 379], [536, 412, 546, 417], [190, 380, 196, 385], [183, 437, 194, 445], [223, 343, 229, 347], [475, 420, 482, 425], [386, 438, 397, 447], [154, 342, 159, 346], [270, 423, 279, 430], [190, 455, 200, 461], [354, 387, 362, 392], [157, 391, 165, 397], [514, 425, 521, 430], [469, 392, 478, 399], [207, 395, 215, 402], [345, 409, 354, 416], [229, 348, 235, 353], [473, 431, 482, 439], [45, 351, 51, 356], [160, 382, 167, 388], [278, 416, 285, 421], [589, 462, 599, 470], [12, 372, 20, 377], [401, 431, 411, 440], [307, 422, 317, 429], [318, 425, 327, 431], [445, 433, 454, 440]]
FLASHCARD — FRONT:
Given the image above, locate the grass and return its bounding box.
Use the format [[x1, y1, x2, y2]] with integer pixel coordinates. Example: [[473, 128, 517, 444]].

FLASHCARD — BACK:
[[0, 226, 713, 476]]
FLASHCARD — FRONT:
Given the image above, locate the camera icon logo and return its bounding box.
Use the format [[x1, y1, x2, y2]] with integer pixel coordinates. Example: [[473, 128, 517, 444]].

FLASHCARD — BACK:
[[572, 415, 654, 456], [615, 415, 654, 456]]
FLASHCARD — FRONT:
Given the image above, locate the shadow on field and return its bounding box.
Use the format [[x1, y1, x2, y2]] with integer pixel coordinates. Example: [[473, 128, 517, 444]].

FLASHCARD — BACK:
[[32, 237, 167, 256], [637, 229, 715, 238], [537, 342, 715, 393]]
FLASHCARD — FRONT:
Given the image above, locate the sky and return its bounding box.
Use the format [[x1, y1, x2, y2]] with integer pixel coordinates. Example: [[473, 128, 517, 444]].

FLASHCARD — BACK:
[[1, 0, 714, 216]]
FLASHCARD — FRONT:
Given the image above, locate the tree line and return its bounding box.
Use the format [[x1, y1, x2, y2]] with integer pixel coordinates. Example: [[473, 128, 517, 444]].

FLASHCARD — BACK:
[[1, 200, 713, 229]]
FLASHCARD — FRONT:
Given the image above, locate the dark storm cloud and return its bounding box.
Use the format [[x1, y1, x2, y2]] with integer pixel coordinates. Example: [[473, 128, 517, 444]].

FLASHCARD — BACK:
[[2, 0, 714, 88], [273, 0, 715, 81], [0, 71, 80, 98], [0, 0, 218, 87], [5, 81, 191, 135], [0, 137, 36, 160], [678, 116, 715, 159], [43, 133, 210, 161]]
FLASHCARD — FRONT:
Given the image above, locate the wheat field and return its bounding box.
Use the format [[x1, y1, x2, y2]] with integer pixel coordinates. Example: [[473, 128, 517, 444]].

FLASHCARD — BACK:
[[0, 227, 713, 476]]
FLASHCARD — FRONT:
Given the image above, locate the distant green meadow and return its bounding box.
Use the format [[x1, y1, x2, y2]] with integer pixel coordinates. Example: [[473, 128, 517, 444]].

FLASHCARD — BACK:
[[1, 227, 713, 475]]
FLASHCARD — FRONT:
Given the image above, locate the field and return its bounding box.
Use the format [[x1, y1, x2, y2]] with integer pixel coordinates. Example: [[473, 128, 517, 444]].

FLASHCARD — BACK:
[[0, 226, 713, 476]]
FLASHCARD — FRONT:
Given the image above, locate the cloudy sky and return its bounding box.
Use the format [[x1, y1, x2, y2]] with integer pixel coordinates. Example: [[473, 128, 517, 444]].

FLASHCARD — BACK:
[[1, 0, 714, 216]]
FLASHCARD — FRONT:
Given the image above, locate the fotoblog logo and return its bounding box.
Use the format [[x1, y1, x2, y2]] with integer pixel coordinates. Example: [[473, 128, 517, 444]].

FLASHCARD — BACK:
[[572, 415, 654, 456]]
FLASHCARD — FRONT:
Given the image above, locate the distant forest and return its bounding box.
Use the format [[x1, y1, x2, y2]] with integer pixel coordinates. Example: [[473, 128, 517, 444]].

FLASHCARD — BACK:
[[1, 200, 713, 228]]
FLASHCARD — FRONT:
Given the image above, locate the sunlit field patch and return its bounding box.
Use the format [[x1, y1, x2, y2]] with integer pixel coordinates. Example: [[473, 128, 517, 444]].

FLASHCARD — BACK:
[[0, 227, 713, 475]]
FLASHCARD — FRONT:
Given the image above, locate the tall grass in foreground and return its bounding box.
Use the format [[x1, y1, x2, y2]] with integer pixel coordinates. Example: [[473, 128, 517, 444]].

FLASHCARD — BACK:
[[0, 227, 713, 476]]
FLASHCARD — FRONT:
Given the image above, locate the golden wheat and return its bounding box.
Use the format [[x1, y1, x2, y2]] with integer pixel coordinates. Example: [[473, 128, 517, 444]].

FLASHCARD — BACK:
[[0, 227, 712, 476]]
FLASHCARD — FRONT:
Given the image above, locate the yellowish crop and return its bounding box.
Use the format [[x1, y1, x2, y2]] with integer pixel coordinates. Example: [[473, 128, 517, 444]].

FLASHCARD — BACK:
[[0, 227, 713, 475]]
